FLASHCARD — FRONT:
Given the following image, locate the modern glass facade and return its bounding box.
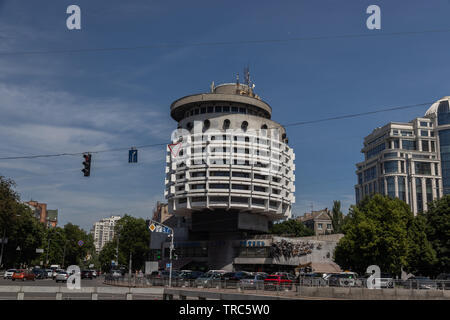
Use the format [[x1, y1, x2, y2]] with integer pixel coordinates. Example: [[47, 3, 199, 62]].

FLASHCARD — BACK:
[[439, 129, 450, 195]]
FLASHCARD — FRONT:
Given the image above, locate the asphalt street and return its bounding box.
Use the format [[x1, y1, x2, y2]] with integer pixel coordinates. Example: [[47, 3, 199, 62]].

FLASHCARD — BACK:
[[0, 277, 162, 300]]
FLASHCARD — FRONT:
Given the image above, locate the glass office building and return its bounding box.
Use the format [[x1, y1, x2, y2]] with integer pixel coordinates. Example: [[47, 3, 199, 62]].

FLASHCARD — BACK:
[[355, 97, 450, 214]]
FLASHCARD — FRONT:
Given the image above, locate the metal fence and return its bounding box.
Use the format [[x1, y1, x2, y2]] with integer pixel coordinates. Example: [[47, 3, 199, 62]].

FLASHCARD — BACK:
[[104, 275, 450, 291]]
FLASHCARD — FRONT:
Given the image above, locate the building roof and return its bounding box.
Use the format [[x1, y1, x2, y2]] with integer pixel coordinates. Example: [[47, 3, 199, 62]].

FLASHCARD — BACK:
[[297, 209, 331, 222], [424, 96, 450, 117]]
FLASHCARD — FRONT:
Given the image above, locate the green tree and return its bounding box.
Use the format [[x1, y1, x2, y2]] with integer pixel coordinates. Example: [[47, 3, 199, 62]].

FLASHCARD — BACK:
[[99, 241, 117, 272], [405, 213, 437, 275], [62, 223, 95, 267], [0, 176, 45, 268], [334, 195, 412, 275], [423, 196, 450, 276], [270, 219, 314, 237], [331, 200, 344, 233], [114, 215, 150, 272]]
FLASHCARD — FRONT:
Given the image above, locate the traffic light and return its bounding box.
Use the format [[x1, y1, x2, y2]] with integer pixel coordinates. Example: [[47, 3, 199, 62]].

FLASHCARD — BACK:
[[156, 249, 161, 260], [82, 153, 91, 177]]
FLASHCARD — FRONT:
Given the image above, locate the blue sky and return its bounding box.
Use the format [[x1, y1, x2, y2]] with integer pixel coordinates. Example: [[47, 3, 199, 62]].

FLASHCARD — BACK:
[[1, 0, 450, 230]]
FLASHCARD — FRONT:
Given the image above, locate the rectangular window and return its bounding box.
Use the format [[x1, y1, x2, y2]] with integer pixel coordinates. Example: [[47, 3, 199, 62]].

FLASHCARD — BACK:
[[421, 130, 429, 137], [318, 223, 323, 230], [223, 106, 230, 112], [416, 178, 423, 212], [232, 172, 249, 178], [402, 140, 416, 150], [232, 184, 249, 190], [209, 183, 229, 189], [422, 140, 429, 152], [431, 141, 436, 152], [384, 161, 398, 174], [420, 121, 428, 127], [207, 106, 214, 113], [231, 106, 239, 112], [254, 186, 267, 192], [426, 179, 433, 204], [210, 171, 230, 177], [215, 106, 222, 113], [387, 177, 395, 198], [415, 162, 432, 175], [398, 176, 406, 202], [200, 107, 206, 114]]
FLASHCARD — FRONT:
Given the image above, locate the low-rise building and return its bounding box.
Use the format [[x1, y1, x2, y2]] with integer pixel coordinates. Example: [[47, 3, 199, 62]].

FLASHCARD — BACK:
[[297, 209, 333, 235], [24, 200, 58, 228]]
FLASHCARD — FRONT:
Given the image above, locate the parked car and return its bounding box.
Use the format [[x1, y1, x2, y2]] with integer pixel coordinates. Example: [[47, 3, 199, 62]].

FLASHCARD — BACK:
[[240, 273, 267, 290], [81, 270, 93, 279], [298, 273, 328, 286], [52, 269, 65, 279], [89, 270, 97, 278], [3, 269, 17, 279], [406, 276, 437, 290], [44, 269, 53, 278], [264, 274, 293, 290], [436, 273, 450, 290], [12, 269, 35, 281], [32, 268, 46, 279], [55, 271, 69, 283], [111, 270, 122, 278], [326, 273, 358, 287], [194, 273, 222, 288], [179, 270, 204, 280]]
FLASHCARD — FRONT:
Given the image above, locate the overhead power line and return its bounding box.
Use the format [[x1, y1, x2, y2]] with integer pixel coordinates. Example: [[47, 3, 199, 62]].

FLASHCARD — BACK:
[[1, 29, 450, 56], [0, 100, 433, 161]]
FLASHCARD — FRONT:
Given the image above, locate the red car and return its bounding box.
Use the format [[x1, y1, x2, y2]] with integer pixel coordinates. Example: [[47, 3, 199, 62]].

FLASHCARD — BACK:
[[264, 274, 293, 290], [12, 269, 36, 281]]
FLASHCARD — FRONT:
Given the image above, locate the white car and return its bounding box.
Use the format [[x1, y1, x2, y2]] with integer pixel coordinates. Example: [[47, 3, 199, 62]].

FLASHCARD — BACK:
[[3, 269, 17, 279]]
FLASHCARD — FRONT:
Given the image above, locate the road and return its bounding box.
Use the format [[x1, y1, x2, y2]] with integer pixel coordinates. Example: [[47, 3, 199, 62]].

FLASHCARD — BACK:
[[0, 277, 162, 300]]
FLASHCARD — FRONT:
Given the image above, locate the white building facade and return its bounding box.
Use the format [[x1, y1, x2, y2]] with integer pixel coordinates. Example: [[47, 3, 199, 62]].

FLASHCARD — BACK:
[[91, 216, 121, 253], [355, 97, 450, 214], [165, 81, 296, 231]]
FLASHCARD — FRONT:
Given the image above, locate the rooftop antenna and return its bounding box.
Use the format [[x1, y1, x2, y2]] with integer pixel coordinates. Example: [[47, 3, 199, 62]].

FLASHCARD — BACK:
[[210, 81, 215, 93], [236, 73, 240, 86], [244, 66, 250, 86]]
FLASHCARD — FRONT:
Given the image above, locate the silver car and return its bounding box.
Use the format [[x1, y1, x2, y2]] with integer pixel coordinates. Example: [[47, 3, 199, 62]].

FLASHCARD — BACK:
[[240, 274, 267, 290], [55, 272, 69, 283]]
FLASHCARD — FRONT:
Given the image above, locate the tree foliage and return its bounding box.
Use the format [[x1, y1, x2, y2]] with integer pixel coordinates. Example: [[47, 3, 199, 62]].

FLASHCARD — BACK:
[[334, 194, 436, 276], [423, 196, 450, 276], [99, 215, 150, 272], [270, 219, 314, 237], [331, 200, 344, 234]]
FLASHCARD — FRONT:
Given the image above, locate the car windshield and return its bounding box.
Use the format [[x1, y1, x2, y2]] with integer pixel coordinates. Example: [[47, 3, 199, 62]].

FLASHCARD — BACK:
[[7, 269, 16, 272], [266, 276, 279, 280]]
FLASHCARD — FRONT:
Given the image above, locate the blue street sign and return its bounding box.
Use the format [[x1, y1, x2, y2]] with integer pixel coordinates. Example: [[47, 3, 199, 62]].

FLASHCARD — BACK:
[[129, 149, 138, 163], [166, 263, 171, 268]]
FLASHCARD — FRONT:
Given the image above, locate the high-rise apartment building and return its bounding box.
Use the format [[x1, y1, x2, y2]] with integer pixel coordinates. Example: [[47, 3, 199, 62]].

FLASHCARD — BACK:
[[91, 216, 121, 253], [355, 97, 450, 214]]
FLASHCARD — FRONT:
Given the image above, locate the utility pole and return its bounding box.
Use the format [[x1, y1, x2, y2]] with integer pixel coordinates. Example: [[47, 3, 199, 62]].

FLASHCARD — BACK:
[[0, 228, 6, 268], [46, 238, 51, 268], [128, 251, 132, 286], [62, 241, 67, 269]]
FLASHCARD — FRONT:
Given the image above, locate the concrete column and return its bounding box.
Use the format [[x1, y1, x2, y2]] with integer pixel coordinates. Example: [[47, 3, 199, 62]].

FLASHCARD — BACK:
[[17, 292, 24, 300], [56, 292, 62, 300], [394, 176, 399, 198], [91, 293, 98, 300], [126, 293, 133, 300]]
